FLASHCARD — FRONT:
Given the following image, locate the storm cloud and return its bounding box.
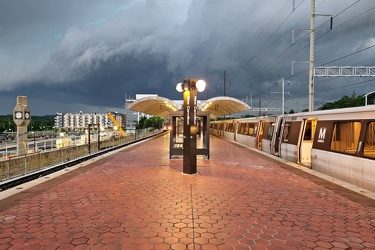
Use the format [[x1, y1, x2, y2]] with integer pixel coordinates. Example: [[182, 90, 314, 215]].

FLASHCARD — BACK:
[[0, 0, 374, 115]]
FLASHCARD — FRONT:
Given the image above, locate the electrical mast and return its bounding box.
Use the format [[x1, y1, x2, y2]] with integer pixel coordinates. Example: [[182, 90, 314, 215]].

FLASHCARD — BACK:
[[308, 0, 315, 111]]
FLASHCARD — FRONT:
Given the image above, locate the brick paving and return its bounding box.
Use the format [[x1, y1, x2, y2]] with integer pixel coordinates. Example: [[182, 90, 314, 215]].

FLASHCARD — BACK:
[[0, 133, 375, 250]]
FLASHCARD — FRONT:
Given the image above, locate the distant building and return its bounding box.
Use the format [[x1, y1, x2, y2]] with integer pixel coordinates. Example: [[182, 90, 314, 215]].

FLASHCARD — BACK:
[[125, 94, 158, 130], [125, 95, 137, 130], [54, 112, 125, 130]]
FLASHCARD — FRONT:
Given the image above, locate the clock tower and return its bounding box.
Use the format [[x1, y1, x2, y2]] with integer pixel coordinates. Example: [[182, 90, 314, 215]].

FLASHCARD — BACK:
[[13, 96, 31, 155]]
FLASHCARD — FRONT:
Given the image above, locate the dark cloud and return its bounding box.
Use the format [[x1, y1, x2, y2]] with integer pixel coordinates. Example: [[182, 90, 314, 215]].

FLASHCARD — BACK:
[[0, 0, 374, 115]]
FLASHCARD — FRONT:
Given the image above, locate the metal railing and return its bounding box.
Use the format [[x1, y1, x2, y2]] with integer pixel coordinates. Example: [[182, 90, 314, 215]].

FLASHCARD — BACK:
[[0, 128, 164, 188]]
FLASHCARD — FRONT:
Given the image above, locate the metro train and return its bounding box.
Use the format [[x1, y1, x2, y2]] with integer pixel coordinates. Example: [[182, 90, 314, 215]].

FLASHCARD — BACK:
[[210, 105, 375, 192]]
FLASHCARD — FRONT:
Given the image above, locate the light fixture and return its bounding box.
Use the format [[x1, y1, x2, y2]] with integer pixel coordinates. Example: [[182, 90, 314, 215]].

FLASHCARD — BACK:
[[176, 83, 183, 92], [196, 80, 206, 92]]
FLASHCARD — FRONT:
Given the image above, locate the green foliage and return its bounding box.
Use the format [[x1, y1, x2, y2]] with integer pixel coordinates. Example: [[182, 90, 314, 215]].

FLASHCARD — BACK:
[[0, 115, 55, 132], [144, 116, 164, 129], [317, 95, 365, 110], [137, 116, 147, 129], [0, 115, 16, 132], [138, 116, 164, 129]]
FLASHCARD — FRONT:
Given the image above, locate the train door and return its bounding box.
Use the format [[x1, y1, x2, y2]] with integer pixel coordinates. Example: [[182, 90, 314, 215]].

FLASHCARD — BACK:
[[256, 120, 264, 150], [297, 118, 316, 167], [271, 115, 285, 156]]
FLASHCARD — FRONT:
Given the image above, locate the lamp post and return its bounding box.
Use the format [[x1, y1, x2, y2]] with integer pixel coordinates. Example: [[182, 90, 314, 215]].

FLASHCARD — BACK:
[[176, 78, 206, 174]]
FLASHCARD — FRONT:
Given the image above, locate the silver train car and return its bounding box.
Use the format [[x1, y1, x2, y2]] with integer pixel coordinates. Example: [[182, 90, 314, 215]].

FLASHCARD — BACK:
[[210, 106, 375, 192]]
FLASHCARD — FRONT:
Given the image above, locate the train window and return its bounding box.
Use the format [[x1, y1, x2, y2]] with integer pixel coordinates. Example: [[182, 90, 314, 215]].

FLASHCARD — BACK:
[[239, 123, 245, 134], [330, 122, 361, 154], [226, 123, 234, 132], [282, 122, 291, 142], [267, 123, 275, 140], [303, 121, 312, 141], [248, 123, 256, 136], [364, 122, 375, 159], [244, 123, 249, 135]]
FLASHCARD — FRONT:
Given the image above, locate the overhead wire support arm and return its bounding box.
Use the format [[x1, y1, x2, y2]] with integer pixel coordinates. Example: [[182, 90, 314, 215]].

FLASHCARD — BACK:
[[291, 60, 310, 75], [314, 66, 375, 77]]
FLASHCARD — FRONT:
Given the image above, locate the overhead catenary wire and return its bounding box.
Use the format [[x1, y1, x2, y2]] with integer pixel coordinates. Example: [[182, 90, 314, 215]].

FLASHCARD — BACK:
[[227, 0, 291, 77], [222, 0, 374, 112], [229, 0, 368, 95], [254, 0, 375, 91], [226, 0, 328, 84], [226, 0, 308, 82]]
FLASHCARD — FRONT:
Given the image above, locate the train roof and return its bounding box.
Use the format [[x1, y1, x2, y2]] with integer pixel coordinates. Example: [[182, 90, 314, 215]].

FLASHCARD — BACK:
[[290, 105, 375, 116]]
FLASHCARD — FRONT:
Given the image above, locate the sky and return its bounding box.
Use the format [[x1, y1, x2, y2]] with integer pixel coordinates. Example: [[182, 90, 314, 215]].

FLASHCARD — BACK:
[[1, 0, 375, 115]]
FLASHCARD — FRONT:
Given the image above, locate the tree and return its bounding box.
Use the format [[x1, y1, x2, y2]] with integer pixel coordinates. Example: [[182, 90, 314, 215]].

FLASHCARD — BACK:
[[144, 117, 163, 129], [0, 115, 55, 132], [318, 95, 365, 110], [137, 116, 164, 129], [137, 116, 147, 129]]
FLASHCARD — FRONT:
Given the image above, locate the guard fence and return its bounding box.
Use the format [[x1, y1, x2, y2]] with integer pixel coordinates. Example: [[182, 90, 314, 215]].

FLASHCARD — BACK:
[[0, 129, 163, 184]]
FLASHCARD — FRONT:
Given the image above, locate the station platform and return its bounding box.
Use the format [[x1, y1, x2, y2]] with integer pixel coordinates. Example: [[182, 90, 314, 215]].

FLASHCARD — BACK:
[[0, 133, 374, 250]]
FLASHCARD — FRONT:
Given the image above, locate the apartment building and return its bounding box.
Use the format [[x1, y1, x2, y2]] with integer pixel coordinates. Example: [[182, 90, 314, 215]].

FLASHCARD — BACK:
[[54, 112, 125, 130]]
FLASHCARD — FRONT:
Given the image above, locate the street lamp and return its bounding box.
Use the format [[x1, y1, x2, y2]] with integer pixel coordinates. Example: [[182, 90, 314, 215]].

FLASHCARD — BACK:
[[176, 78, 206, 174]]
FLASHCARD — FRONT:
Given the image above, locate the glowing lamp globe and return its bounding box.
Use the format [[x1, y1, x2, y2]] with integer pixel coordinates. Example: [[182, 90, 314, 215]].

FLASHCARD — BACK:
[[196, 80, 206, 92], [176, 83, 183, 92]]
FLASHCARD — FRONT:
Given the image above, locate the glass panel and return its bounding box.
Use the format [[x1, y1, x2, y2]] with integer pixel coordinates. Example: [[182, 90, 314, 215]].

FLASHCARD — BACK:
[[244, 123, 249, 135], [303, 120, 312, 141], [282, 122, 291, 142], [267, 123, 275, 140], [364, 122, 375, 158], [248, 123, 255, 136], [330, 122, 361, 154]]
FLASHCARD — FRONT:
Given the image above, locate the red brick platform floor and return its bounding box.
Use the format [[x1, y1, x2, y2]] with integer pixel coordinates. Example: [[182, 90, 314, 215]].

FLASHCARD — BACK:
[[0, 133, 374, 250]]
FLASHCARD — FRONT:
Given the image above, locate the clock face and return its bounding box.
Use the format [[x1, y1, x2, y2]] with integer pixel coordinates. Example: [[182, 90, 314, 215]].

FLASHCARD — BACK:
[[25, 112, 30, 119], [15, 111, 22, 119]]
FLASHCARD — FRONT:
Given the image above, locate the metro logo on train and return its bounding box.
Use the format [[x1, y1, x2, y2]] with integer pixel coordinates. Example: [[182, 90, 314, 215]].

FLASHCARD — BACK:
[[317, 127, 326, 143]]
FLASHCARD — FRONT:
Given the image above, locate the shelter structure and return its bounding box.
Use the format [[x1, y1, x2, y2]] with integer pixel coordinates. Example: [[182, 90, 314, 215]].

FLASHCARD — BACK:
[[127, 96, 179, 119], [200, 96, 251, 118], [128, 95, 250, 168], [127, 96, 250, 119]]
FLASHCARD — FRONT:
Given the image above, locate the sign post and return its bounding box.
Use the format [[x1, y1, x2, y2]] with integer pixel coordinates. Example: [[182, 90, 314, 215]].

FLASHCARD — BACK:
[[13, 96, 31, 155], [182, 79, 199, 174]]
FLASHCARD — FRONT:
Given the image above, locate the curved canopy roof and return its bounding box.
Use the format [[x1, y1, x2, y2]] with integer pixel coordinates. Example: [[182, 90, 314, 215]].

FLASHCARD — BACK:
[[200, 96, 250, 118], [127, 96, 179, 119], [128, 96, 250, 119]]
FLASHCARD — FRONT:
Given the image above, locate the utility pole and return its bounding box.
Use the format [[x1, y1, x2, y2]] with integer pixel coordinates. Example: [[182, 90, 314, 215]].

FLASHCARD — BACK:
[[272, 78, 290, 115], [258, 97, 261, 117], [308, 0, 315, 111]]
